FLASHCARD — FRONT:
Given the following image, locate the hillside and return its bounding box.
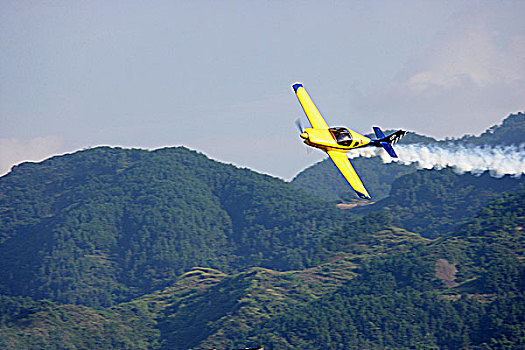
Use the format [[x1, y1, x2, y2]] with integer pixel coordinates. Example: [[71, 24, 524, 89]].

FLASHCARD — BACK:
[[0, 210, 431, 350], [1, 193, 523, 349], [292, 164, 524, 239], [245, 191, 525, 350], [290, 112, 525, 201], [355, 168, 524, 238], [0, 146, 350, 307]]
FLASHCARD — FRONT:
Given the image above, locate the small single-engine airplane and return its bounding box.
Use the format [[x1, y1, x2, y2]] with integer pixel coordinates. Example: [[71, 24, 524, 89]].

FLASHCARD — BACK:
[[292, 83, 407, 200]]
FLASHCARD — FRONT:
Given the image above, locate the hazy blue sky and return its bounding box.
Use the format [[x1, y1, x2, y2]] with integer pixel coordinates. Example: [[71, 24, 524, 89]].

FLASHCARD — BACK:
[[1, 1, 524, 179]]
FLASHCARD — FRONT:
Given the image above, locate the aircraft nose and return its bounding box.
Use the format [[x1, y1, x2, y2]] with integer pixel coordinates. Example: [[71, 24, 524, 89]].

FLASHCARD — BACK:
[[300, 132, 308, 139]]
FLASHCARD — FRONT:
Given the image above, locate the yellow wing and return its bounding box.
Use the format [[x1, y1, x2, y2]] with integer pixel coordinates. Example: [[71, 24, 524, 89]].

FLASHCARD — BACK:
[[327, 151, 371, 200], [292, 83, 329, 129]]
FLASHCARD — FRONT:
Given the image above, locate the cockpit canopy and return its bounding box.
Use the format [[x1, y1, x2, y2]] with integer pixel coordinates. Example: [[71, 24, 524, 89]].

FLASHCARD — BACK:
[[329, 127, 353, 146]]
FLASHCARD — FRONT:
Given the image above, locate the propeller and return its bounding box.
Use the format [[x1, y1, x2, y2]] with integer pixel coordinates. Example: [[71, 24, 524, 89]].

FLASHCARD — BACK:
[[295, 118, 304, 133], [295, 118, 312, 154]]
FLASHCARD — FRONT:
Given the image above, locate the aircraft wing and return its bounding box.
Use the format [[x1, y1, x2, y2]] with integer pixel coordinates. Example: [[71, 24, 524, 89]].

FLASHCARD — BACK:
[[292, 83, 329, 129], [327, 151, 371, 200]]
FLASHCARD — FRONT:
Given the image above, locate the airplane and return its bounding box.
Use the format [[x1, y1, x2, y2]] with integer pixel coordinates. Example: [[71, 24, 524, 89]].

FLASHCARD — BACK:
[[292, 83, 407, 200]]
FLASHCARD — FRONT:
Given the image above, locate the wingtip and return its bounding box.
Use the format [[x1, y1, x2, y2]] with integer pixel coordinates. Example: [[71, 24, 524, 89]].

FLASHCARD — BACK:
[[356, 191, 372, 200], [292, 83, 303, 93]]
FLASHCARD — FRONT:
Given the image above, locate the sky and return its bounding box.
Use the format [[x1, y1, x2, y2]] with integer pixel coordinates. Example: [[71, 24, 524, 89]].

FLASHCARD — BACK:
[[1, 1, 524, 179]]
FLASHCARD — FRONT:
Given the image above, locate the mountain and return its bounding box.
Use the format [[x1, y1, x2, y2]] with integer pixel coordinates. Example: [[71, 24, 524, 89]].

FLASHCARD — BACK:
[[290, 112, 525, 201], [1, 122, 524, 349], [0, 146, 349, 307]]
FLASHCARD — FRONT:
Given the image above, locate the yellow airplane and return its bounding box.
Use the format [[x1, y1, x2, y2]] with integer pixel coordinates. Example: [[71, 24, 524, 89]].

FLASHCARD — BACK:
[[292, 83, 407, 200]]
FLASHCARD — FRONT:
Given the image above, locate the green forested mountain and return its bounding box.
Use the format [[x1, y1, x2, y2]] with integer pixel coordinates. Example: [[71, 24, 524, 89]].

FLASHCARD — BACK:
[[0, 147, 348, 307], [246, 191, 525, 350], [1, 192, 523, 349], [293, 164, 523, 238], [0, 139, 524, 349], [356, 169, 524, 238]]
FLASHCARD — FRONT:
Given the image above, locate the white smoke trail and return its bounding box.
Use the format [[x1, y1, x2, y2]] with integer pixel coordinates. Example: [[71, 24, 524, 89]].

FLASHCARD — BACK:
[[347, 143, 525, 178]]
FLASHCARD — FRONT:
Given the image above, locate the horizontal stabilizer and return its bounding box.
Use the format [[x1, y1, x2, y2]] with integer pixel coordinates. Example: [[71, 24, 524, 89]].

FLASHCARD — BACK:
[[380, 142, 398, 158]]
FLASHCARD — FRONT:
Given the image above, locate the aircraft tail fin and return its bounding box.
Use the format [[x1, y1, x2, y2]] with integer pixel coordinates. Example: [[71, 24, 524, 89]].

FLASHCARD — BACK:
[[373, 127, 407, 158]]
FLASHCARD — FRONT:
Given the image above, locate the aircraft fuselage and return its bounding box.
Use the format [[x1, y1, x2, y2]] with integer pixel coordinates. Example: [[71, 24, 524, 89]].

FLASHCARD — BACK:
[[300, 127, 372, 153]]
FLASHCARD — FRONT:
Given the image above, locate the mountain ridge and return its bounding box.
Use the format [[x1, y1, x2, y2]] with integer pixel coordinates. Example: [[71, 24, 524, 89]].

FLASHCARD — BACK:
[[0, 112, 523, 349]]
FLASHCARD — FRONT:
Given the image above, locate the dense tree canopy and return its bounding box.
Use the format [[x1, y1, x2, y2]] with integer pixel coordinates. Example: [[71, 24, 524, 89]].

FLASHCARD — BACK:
[[0, 146, 351, 306]]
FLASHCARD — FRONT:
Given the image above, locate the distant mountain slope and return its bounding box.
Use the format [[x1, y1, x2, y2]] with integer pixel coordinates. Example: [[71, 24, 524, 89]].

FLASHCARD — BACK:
[[354, 168, 524, 238], [0, 294, 161, 350], [0, 147, 348, 307], [290, 112, 524, 201], [434, 190, 525, 287], [455, 112, 525, 145]]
